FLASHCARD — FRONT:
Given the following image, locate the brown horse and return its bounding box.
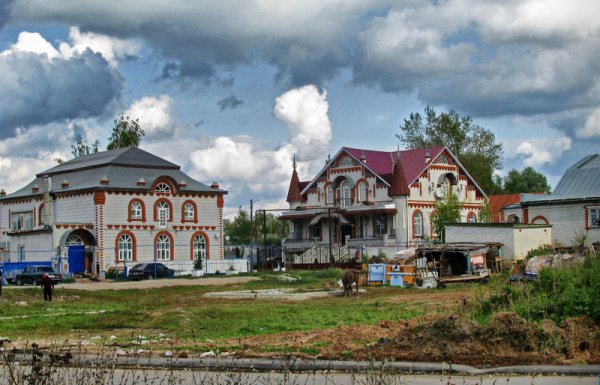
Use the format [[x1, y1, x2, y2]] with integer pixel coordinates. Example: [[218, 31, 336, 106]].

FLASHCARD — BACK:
[[342, 269, 360, 297]]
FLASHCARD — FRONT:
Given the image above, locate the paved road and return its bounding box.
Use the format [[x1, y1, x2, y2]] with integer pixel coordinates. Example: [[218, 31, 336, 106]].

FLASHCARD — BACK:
[[1, 366, 597, 385], [7, 276, 259, 291]]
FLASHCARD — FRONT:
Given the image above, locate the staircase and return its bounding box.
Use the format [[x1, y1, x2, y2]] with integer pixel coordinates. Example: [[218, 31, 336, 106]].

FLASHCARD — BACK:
[[296, 244, 350, 264]]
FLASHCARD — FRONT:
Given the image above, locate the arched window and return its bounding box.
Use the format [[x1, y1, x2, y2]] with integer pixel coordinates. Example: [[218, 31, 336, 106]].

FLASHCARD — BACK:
[[430, 210, 438, 237], [155, 182, 171, 194], [531, 215, 549, 225], [339, 156, 353, 167], [130, 201, 143, 220], [39, 204, 45, 226], [193, 234, 207, 261], [182, 201, 197, 222], [117, 233, 134, 261], [467, 212, 477, 223], [326, 185, 333, 205], [156, 233, 172, 260], [357, 182, 367, 202], [340, 180, 351, 207], [66, 234, 84, 246], [435, 154, 449, 164], [155, 200, 172, 228], [413, 211, 423, 238], [506, 214, 520, 224]]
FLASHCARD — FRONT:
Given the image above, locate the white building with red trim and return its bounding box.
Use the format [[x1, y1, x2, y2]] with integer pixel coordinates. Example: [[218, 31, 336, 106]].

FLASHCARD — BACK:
[[0, 147, 226, 274], [281, 146, 487, 261]]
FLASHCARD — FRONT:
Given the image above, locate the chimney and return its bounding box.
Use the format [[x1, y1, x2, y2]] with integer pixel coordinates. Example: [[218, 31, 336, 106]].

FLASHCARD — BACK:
[[361, 150, 367, 164], [425, 151, 431, 164], [137, 177, 146, 186], [0, 189, 5, 197], [210, 181, 220, 189]]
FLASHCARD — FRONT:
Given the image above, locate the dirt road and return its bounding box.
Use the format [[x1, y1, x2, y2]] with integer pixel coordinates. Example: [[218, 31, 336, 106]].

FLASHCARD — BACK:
[[54, 276, 259, 291]]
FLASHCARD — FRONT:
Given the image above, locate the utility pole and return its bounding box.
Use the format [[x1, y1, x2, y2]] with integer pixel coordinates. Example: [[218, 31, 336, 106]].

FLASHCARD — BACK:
[[328, 207, 332, 265], [263, 210, 267, 270], [250, 199, 253, 263]]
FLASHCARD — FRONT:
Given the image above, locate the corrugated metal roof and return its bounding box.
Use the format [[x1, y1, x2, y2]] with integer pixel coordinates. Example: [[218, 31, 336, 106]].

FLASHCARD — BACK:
[[522, 154, 600, 203]]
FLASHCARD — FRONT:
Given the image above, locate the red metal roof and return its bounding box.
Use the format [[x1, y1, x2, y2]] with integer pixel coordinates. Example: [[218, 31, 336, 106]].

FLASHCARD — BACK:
[[344, 146, 446, 185]]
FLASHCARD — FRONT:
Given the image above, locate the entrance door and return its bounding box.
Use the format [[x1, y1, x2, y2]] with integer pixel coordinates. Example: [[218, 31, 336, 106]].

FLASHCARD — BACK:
[[341, 224, 352, 245], [68, 245, 86, 273]]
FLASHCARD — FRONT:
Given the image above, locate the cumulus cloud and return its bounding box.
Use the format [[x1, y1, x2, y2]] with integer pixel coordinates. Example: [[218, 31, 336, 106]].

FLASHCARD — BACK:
[[577, 108, 600, 138], [188, 85, 332, 199], [59, 27, 140, 67], [0, 31, 122, 136], [273, 85, 331, 162], [124, 95, 175, 138], [508, 136, 572, 168], [217, 95, 244, 112]]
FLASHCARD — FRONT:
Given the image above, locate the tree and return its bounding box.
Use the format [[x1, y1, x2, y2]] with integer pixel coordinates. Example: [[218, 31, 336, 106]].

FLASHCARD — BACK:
[[71, 135, 99, 158], [107, 114, 145, 150], [431, 187, 461, 242], [502, 167, 551, 194], [398, 106, 503, 194], [225, 208, 252, 244]]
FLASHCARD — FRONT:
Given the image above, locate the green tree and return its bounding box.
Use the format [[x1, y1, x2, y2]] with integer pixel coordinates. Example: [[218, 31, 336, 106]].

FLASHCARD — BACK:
[[225, 208, 252, 244], [431, 187, 461, 242], [398, 106, 503, 194], [502, 167, 551, 194], [71, 135, 99, 158], [255, 210, 289, 246], [107, 114, 145, 150]]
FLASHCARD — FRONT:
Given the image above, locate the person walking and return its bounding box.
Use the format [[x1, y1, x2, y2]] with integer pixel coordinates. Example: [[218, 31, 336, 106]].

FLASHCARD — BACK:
[[40, 273, 54, 302]]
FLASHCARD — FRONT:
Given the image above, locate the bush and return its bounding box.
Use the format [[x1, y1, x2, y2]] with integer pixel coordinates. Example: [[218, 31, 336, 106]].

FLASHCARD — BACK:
[[474, 253, 600, 324]]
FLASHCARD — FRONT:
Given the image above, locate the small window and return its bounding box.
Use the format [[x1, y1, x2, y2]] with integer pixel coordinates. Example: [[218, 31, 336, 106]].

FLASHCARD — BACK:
[[193, 234, 207, 261], [11, 212, 34, 231], [589, 208, 600, 227], [66, 235, 84, 246], [467, 212, 477, 223], [131, 201, 143, 220], [435, 154, 449, 164], [156, 234, 171, 260], [326, 185, 334, 205], [18, 245, 25, 262], [340, 180, 351, 207], [183, 202, 195, 221], [413, 212, 423, 237], [339, 156, 353, 167], [358, 183, 367, 202], [155, 183, 171, 194], [118, 234, 134, 261]]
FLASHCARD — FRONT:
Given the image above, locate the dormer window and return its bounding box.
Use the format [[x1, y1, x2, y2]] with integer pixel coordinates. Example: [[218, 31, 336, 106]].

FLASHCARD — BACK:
[[155, 183, 171, 194]]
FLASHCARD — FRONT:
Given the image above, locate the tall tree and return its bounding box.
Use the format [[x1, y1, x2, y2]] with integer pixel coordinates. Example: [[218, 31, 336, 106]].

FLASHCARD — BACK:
[[71, 135, 99, 158], [502, 167, 551, 194], [107, 114, 145, 150], [225, 208, 252, 244], [431, 187, 461, 242], [398, 106, 503, 194]]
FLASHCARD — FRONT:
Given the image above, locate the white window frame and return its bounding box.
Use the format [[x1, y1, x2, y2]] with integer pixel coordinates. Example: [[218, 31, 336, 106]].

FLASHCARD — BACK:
[[589, 207, 600, 227], [326, 185, 333, 205], [66, 234, 84, 246], [157, 201, 170, 228], [184, 203, 195, 221], [413, 212, 423, 237], [340, 181, 351, 207], [156, 234, 171, 260], [11, 211, 34, 231], [358, 183, 366, 202], [131, 201, 142, 220], [118, 234, 133, 261], [193, 234, 207, 261], [155, 183, 171, 194]]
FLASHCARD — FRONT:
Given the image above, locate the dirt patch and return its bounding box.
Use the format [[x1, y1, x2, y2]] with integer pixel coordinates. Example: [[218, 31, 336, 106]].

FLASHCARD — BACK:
[[208, 312, 599, 367]]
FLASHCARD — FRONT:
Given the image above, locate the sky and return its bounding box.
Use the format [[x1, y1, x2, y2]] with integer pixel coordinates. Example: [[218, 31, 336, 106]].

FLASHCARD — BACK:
[[0, 0, 599, 218]]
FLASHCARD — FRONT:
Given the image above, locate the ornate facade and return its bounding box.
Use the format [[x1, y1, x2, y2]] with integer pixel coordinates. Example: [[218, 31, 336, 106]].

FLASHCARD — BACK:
[[0, 147, 226, 274], [281, 146, 486, 261]]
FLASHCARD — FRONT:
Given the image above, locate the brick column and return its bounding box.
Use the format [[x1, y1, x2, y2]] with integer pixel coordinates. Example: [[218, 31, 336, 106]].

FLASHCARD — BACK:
[[94, 191, 106, 270]]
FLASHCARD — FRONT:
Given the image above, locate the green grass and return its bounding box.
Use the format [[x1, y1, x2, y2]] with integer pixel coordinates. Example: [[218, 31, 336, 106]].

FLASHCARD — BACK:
[[0, 271, 422, 344]]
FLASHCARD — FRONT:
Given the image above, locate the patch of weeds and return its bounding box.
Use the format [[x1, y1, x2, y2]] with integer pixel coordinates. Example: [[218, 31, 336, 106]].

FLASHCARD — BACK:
[[298, 347, 320, 355], [341, 350, 353, 358], [311, 341, 331, 348]]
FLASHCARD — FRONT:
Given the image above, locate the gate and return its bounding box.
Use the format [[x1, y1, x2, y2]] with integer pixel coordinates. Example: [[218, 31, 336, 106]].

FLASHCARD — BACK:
[[68, 245, 86, 273]]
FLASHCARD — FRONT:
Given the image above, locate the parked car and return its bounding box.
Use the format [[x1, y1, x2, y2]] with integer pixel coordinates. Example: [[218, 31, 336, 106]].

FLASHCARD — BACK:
[[15, 266, 62, 285], [127, 263, 174, 280]]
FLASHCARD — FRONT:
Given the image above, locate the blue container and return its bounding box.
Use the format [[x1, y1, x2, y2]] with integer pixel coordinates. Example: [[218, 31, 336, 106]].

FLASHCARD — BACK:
[[367, 264, 386, 285], [388, 272, 405, 287]]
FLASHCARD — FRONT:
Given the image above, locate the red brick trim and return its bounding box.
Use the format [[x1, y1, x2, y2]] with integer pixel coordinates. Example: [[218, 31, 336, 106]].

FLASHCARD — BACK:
[[115, 230, 137, 262], [466, 211, 477, 223], [530, 215, 549, 225], [128, 198, 146, 222], [190, 231, 210, 261], [38, 203, 44, 226], [151, 177, 177, 194], [94, 191, 106, 205]]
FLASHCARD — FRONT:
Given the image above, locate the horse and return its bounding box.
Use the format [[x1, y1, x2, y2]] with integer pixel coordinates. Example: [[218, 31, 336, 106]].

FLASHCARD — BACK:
[[342, 269, 361, 297]]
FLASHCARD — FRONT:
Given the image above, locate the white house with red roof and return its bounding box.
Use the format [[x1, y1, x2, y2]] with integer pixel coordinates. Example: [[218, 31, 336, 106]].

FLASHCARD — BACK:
[[281, 146, 487, 262]]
